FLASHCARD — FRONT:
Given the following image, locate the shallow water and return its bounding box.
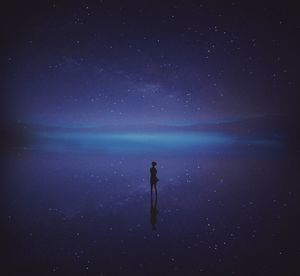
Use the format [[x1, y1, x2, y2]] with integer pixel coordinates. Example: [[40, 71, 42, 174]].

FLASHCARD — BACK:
[[2, 139, 299, 275]]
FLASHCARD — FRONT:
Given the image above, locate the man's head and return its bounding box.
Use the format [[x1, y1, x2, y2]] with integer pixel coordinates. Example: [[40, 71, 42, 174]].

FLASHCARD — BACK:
[[152, 161, 157, 167]]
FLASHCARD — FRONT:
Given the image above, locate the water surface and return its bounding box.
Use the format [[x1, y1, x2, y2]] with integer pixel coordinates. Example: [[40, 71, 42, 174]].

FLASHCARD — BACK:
[[2, 131, 298, 275]]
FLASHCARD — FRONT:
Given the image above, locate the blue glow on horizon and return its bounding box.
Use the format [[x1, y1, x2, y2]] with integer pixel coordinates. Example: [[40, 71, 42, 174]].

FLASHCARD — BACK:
[[23, 129, 283, 154], [32, 131, 233, 152]]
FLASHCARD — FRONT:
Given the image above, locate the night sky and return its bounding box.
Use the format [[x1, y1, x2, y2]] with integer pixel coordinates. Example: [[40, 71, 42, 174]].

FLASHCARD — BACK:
[[1, 1, 300, 275], [2, 1, 299, 127]]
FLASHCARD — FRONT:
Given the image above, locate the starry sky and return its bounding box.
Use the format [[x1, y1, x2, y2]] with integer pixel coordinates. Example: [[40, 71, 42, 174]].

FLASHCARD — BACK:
[[1, 0, 299, 129]]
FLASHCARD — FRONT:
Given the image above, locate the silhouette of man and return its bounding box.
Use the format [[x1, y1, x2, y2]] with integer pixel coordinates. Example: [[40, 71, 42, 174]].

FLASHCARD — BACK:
[[150, 161, 158, 194]]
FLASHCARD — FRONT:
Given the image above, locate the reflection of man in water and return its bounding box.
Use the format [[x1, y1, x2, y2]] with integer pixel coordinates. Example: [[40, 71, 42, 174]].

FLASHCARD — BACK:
[[150, 161, 159, 230], [150, 161, 159, 194], [150, 193, 158, 231]]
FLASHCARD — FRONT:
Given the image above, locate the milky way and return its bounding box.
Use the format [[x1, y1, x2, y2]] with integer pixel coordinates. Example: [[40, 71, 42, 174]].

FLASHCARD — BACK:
[[2, 1, 298, 128]]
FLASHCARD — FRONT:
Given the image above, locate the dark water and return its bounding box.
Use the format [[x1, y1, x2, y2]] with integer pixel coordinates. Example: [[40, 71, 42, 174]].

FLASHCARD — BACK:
[[2, 146, 299, 275]]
